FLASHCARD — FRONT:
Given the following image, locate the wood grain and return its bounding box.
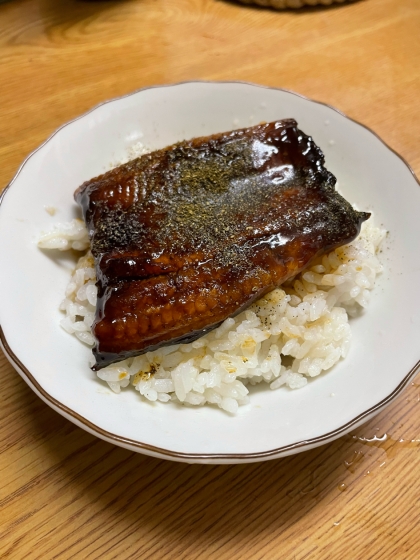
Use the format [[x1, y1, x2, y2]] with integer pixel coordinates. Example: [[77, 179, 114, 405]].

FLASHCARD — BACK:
[[1, 0, 419, 558]]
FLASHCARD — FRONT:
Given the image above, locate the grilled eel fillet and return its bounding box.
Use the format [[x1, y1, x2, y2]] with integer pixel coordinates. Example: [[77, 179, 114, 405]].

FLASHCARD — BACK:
[[75, 119, 370, 370]]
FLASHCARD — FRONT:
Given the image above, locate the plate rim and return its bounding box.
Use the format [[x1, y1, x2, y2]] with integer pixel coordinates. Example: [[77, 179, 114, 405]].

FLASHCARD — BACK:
[[1, 80, 420, 462]]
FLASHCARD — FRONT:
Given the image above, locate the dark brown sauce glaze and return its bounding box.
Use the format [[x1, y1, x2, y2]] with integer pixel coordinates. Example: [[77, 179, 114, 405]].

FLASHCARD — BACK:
[[74, 120, 370, 370]]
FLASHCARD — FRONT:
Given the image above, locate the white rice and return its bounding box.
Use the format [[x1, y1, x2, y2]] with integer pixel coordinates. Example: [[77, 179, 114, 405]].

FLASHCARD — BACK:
[[39, 217, 385, 413], [38, 218, 90, 252]]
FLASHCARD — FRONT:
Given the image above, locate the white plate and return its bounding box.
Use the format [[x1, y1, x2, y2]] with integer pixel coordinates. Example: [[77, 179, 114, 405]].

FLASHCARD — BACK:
[[1, 82, 420, 464]]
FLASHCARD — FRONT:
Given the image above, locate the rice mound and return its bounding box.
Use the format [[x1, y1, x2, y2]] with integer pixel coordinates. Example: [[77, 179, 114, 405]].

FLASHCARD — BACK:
[[39, 217, 385, 414]]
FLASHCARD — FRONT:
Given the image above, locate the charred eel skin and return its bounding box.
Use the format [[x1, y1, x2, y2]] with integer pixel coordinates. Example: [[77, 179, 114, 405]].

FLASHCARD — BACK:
[[75, 120, 370, 370]]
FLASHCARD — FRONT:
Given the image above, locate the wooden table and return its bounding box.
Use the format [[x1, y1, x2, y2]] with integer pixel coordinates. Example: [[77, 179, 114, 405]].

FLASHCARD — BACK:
[[1, 0, 419, 558]]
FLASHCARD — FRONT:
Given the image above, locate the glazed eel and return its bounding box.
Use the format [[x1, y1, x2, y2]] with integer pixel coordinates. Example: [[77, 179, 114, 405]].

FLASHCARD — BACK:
[[75, 120, 369, 369]]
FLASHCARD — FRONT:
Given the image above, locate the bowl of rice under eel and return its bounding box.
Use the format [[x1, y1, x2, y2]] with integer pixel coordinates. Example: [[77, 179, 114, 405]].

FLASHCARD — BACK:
[[0, 82, 419, 463]]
